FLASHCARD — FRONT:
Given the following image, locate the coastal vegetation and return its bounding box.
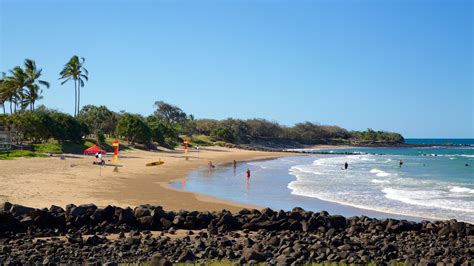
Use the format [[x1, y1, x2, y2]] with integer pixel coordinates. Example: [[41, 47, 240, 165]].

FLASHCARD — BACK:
[[59, 56, 88, 117], [0, 57, 404, 157]]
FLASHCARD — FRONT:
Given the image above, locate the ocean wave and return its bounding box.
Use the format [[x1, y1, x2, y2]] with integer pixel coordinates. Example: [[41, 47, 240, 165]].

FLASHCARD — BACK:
[[371, 179, 390, 184], [370, 168, 391, 177], [287, 180, 461, 222], [290, 166, 322, 175], [382, 188, 474, 213], [449, 186, 474, 194], [286, 152, 474, 223], [424, 154, 474, 158]]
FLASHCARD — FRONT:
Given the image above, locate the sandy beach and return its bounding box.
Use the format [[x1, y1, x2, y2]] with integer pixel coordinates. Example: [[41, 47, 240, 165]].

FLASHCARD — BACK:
[[0, 146, 297, 211]]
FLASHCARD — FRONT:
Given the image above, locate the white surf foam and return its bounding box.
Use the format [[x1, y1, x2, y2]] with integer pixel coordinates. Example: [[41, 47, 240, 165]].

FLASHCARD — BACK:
[[370, 168, 391, 177], [286, 154, 474, 223], [371, 179, 390, 184], [382, 187, 474, 213], [449, 186, 474, 194]]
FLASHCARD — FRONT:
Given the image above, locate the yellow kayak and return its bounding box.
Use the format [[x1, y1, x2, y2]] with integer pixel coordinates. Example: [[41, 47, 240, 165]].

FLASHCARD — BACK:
[[146, 161, 164, 166]]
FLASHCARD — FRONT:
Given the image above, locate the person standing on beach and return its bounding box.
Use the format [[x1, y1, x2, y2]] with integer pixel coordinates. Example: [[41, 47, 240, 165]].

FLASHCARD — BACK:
[[344, 162, 348, 170], [399, 160, 404, 168], [246, 168, 251, 179], [233, 160, 237, 169], [208, 160, 215, 168]]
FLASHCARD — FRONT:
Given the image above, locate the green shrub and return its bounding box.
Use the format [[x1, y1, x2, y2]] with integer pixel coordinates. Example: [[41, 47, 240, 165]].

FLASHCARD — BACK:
[[210, 127, 235, 142], [115, 113, 151, 144]]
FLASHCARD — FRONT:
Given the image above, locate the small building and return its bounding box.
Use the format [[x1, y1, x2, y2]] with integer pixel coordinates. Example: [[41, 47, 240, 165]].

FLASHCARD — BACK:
[[0, 123, 11, 151]]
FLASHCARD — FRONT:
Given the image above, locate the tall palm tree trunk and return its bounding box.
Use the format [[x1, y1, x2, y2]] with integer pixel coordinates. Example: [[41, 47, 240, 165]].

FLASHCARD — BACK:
[[74, 80, 77, 116], [77, 86, 80, 116]]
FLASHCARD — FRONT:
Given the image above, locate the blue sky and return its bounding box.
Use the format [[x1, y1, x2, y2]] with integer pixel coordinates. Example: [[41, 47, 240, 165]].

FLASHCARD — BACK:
[[1, 0, 472, 138]]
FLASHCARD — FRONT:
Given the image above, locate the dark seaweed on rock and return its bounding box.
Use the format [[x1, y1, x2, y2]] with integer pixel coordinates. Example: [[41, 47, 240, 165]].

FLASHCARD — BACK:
[[0, 202, 472, 265]]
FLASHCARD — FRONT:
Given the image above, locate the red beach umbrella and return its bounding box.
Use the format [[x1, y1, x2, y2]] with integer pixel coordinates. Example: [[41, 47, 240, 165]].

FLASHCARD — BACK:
[[83, 145, 107, 155]]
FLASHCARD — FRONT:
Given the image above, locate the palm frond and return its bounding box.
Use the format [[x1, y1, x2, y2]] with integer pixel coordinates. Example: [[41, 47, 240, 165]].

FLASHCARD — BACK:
[[38, 80, 50, 88]]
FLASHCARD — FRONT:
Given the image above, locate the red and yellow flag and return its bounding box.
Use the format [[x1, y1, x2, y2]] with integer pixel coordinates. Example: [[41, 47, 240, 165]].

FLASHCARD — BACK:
[[112, 139, 119, 163]]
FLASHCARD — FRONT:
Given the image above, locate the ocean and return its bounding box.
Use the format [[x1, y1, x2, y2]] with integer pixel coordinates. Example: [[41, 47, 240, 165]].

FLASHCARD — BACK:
[[171, 139, 474, 223]]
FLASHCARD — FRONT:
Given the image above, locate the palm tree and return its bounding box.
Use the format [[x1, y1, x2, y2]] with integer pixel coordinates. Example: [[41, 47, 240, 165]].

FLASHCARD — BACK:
[[59, 55, 88, 116], [24, 59, 49, 111], [4, 67, 27, 113], [0, 72, 6, 115]]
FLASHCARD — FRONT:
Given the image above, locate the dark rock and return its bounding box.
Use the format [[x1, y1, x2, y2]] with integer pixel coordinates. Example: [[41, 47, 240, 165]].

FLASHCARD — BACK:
[[151, 207, 166, 220], [381, 243, 397, 253], [239, 208, 251, 215], [268, 236, 280, 246], [217, 213, 239, 230], [66, 234, 83, 244], [86, 234, 106, 246], [124, 236, 140, 246], [134, 205, 151, 218], [289, 220, 302, 231], [0, 202, 12, 212], [183, 215, 199, 229], [289, 207, 305, 220], [177, 249, 195, 262], [438, 225, 451, 236], [69, 204, 97, 217], [118, 208, 136, 225], [10, 204, 35, 216], [20, 216, 34, 227], [30, 210, 55, 227], [242, 248, 266, 262], [302, 216, 320, 232], [327, 215, 347, 229], [137, 215, 154, 229], [0, 211, 21, 234], [261, 208, 275, 217], [338, 244, 352, 251], [160, 218, 172, 229], [150, 253, 172, 266], [90, 209, 107, 224], [49, 205, 64, 214], [276, 254, 296, 265]]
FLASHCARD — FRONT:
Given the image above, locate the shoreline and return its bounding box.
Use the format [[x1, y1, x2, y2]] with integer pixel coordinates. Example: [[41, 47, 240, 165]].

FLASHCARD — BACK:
[[0, 146, 303, 212], [170, 150, 473, 224], [171, 155, 430, 223], [1, 144, 470, 222]]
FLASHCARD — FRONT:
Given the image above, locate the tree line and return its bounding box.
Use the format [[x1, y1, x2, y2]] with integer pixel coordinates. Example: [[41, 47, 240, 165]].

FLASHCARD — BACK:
[[0, 57, 404, 149], [0, 101, 404, 148]]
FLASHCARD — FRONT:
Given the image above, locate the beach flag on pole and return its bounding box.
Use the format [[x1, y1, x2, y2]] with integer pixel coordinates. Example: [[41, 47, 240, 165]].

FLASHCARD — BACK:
[[112, 139, 119, 163]]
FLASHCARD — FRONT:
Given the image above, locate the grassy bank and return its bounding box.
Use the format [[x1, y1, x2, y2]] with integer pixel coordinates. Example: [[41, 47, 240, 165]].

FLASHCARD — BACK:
[[0, 150, 47, 160], [0, 138, 132, 160]]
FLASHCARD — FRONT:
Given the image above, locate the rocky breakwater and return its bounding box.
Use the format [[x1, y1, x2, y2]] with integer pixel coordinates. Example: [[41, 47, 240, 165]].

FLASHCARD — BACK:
[[0, 202, 472, 264]]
